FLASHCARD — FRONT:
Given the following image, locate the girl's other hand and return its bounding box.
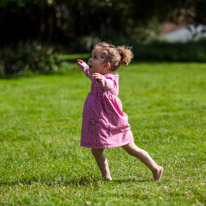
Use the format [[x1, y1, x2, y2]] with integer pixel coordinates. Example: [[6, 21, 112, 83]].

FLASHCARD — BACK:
[[92, 73, 103, 84]]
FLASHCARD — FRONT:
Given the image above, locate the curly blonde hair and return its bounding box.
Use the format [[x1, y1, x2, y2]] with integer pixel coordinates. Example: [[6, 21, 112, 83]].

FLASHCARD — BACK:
[[94, 42, 134, 71]]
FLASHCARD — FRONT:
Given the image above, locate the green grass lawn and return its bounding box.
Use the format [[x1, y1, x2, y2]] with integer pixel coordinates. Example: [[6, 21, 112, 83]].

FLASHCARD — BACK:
[[0, 61, 206, 205]]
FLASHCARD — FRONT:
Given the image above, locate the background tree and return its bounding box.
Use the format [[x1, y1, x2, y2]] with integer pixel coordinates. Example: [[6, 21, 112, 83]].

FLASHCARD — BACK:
[[0, 0, 206, 50]]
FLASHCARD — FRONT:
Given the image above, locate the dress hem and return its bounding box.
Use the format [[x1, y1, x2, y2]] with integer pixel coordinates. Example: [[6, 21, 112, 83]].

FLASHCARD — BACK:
[[80, 138, 134, 149]]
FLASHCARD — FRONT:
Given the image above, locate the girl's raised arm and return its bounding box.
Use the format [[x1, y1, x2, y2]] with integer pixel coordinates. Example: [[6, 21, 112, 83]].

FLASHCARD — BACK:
[[77, 59, 93, 80]]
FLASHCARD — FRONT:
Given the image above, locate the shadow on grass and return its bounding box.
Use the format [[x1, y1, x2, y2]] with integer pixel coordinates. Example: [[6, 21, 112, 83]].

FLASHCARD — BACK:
[[0, 175, 152, 187], [113, 178, 152, 183]]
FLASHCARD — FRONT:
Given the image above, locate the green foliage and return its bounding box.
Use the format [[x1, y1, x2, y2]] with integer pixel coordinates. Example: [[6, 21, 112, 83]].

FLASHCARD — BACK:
[[113, 38, 206, 62], [0, 62, 206, 205], [0, 0, 53, 8], [1, 0, 206, 47], [59, 37, 206, 62], [0, 41, 62, 76]]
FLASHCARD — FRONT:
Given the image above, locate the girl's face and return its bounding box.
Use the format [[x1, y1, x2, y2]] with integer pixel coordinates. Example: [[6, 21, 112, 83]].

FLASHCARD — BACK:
[[88, 48, 109, 74]]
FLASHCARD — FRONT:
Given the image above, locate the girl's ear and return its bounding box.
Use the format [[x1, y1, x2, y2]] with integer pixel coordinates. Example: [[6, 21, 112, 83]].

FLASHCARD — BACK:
[[104, 62, 111, 72]]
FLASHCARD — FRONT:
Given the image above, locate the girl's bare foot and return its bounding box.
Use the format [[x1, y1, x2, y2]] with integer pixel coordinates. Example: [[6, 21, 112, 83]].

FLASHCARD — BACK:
[[153, 166, 163, 180], [102, 176, 112, 181]]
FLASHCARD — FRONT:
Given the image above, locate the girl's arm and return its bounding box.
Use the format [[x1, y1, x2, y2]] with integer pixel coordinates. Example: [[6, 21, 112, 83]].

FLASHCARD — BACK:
[[77, 59, 93, 80], [92, 73, 114, 91]]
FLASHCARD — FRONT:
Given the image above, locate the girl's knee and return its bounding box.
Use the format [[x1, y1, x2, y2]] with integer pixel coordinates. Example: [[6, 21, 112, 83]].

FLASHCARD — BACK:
[[122, 142, 142, 156], [125, 149, 137, 157], [91, 148, 104, 158]]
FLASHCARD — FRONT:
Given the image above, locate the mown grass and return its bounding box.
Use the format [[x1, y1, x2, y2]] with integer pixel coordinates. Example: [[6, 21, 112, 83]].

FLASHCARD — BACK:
[[0, 61, 206, 205]]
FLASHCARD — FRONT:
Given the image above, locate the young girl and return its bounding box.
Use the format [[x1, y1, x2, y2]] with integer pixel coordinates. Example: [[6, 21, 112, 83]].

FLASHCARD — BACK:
[[77, 42, 163, 181]]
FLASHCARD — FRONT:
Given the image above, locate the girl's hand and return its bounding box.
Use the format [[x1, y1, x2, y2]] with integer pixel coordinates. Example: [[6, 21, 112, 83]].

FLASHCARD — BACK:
[[92, 73, 103, 84], [77, 59, 83, 66], [77, 59, 89, 70]]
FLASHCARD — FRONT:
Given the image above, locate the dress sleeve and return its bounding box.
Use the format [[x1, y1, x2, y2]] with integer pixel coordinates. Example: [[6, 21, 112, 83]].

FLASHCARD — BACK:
[[101, 75, 114, 91], [79, 62, 93, 80]]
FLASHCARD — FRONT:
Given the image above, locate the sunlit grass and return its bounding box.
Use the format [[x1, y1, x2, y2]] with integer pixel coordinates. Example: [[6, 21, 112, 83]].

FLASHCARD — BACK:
[[0, 61, 205, 205]]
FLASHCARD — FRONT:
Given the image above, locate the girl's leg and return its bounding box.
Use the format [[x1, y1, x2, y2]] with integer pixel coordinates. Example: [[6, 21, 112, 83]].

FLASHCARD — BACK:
[[91, 148, 112, 180], [122, 142, 163, 180]]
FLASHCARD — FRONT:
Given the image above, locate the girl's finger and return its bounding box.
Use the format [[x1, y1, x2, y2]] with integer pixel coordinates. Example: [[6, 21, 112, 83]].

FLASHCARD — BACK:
[[93, 73, 100, 77], [77, 59, 83, 63], [93, 74, 99, 78], [93, 74, 102, 80]]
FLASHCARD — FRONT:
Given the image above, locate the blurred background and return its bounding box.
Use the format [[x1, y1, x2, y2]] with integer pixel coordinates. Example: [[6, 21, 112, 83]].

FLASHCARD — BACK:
[[0, 0, 206, 76]]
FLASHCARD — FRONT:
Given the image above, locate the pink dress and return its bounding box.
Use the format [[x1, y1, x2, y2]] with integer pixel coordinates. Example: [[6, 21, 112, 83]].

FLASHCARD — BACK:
[[80, 62, 134, 149]]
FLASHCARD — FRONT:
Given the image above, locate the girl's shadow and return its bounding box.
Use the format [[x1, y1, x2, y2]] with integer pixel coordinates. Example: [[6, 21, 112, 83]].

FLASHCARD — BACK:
[[113, 178, 152, 183], [0, 176, 152, 187]]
